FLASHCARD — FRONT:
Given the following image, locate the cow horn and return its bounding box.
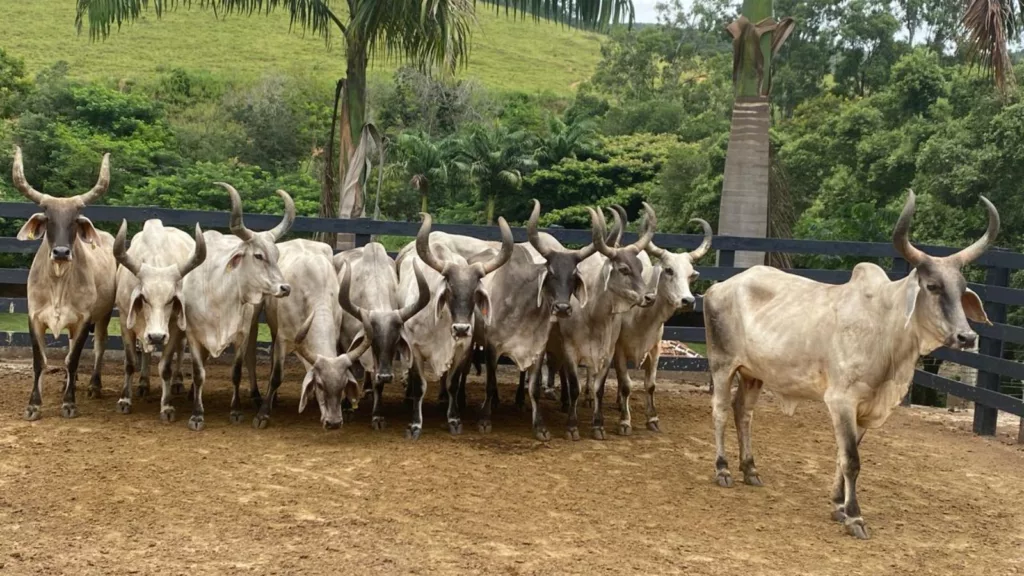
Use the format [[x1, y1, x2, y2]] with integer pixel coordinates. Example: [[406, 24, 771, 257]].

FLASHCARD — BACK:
[[605, 207, 623, 248], [11, 147, 49, 205], [526, 199, 554, 259], [267, 189, 296, 242], [892, 190, 927, 267], [688, 218, 713, 261], [612, 205, 629, 247], [345, 330, 373, 362], [337, 262, 368, 324], [218, 182, 254, 242], [415, 212, 447, 275], [479, 217, 514, 275], [178, 224, 207, 278], [947, 196, 1000, 267], [398, 260, 431, 322], [76, 152, 111, 206], [589, 207, 619, 259], [627, 202, 657, 254], [113, 219, 142, 277]]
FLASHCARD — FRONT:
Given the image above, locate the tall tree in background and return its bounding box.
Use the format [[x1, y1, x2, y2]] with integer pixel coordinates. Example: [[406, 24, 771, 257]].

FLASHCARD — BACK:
[[457, 122, 537, 225], [75, 0, 633, 233], [717, 0, 794, 267]]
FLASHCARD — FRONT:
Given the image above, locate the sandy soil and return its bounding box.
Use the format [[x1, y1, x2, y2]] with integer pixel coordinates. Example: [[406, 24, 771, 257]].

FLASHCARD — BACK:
[[0, 356, 1022, 576]]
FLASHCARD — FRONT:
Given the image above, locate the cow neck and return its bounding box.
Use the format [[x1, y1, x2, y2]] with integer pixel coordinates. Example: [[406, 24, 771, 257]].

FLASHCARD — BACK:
[[36, 236, 93, 303], [879, 272, 929, 360]]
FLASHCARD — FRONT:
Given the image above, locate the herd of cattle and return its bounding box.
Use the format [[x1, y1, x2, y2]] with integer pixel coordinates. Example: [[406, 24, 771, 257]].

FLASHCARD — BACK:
[[10, 147, 1000, 540]]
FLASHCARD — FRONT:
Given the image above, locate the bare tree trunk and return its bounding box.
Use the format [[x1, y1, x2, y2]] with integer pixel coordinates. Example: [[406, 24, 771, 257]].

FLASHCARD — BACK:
[[718, 97, 771, 268], [336, 40, 368, 251], [316, 78, 344, 244]]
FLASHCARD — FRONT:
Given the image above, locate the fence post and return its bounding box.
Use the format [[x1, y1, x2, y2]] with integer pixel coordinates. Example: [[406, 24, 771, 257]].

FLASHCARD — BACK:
[[890, 257, 915, 407], [973, 264, 1008, 436]]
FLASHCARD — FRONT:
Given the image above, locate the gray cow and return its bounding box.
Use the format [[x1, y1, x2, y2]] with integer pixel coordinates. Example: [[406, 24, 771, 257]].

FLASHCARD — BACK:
[[13, 147, 116, 420], [703, 190, 997, 539]]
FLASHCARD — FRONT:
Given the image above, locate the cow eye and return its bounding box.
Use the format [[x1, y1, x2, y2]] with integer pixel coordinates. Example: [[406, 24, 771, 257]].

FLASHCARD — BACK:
[[926, 283, 939, 293], [254, 253, 265, 261], [617, 266, 630, 275], [664, 268, 675, 277]]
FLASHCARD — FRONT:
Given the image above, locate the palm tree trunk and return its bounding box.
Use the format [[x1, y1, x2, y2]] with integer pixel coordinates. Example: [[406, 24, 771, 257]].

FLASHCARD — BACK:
[[486, 195, 495, 226], [336, 37, 367, 250], [719, 97, 771, 268], [420, 184, 429, 214]]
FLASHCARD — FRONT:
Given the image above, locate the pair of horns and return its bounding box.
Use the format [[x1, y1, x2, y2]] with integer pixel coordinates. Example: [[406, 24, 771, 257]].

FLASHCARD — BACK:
[[893, 190, 999, 268], [526, 200, 598, 261], [416, 212, 514, 276], [590, 202, 657, 258], [337, 259, 431, 325], [218, 182, 295, 243], [113, 219, 208, 280], [12, 146, 110, 206]]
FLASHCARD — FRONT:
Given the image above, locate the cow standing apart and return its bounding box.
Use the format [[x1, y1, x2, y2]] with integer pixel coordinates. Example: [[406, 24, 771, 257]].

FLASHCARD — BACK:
[[112, 219, 207, 420], [396, 213, 513, 439], [180, 183, 293, 431], [703, 191, 998, 539], [13, 147, 116, 420], [335, 244, 430, 430]]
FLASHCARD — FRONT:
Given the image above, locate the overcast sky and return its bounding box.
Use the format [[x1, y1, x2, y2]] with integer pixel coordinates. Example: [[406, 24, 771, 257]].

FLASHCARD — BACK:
[[634, 0, 661, 22]]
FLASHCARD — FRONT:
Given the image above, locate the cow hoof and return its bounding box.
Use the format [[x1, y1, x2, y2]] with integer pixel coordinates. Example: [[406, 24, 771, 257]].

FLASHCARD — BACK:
[[591, 427, 606, 440], [87, 385, 102, 399], [61, 403, 78, 419], [646, 420, 661, 432], [448, 421, 463, 436], [23, 405, 41, 421], [618, 423, 632, 436], [566, 427, 581, 441], [160, 407, 176, 423], [188, 415, 205, 431], [715, 472, 734, 488], [136, 384, 150, 398], [478, 420, 492, 434], [343, 409, 356, 424], [116, 399, 132, 415], [533, 427, 551, 442], [831, 509, 847, 523], [743, 473, 763, 487], [371, 417, 387, 431], [845, 519, 870, 540], [252, 414, 269, 429], [229, 411, 244, 424], [171, 382, 185, 396], [542, 388, 558, 401], [404, 426, 422, 441]]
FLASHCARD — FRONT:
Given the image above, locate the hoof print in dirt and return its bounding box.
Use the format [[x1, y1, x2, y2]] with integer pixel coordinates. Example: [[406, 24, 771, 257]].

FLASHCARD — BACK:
[[160, 408, 176, 423], [188, 416, 205, 432], [61, 403, 78, 419], [23, 405, 41, 421]]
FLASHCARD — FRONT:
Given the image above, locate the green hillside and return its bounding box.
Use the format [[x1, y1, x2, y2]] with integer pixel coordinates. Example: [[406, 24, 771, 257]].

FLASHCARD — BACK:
[[0, 0, 604, 93]]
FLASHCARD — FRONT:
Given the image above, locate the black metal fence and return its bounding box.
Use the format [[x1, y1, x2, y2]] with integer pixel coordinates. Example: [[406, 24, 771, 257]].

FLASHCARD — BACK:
[[1, 202, 1022, 437]]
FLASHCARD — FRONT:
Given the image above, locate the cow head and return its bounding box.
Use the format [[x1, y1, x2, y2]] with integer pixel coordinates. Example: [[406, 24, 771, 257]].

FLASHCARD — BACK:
[[645, 217, 713, 311], [113, 220, 207, 352], [219, 182, 294, 305], [13, 146, 110, 276], [337, 259, 431, 385], [589, 202, 658, 312], [525, 200, 598, 318], [416, 213, 513, 339], [296, 312, 370, 430], [894, 190, 998, 351]]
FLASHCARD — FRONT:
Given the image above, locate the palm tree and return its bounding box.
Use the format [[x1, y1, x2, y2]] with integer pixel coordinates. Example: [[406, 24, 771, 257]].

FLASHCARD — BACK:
[[396, 131, 456, 213], [535, 117, 597, 167], [75, 0, 634, 225], [456, 122, 537, 225]]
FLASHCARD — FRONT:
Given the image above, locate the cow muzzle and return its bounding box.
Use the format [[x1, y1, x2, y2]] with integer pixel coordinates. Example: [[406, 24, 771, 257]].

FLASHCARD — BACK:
[[376, 373, 394, 384], [953, 331, 978, 350], [551, 302, 572, 317], [273, 284, 292, 298], [641, 293, 657, 307], [323, 419, 342, 430], [146, 332, 169, 347], [680, 295, 695, 308], [51, 246, 72, 262], [451, 323, 472, 338]]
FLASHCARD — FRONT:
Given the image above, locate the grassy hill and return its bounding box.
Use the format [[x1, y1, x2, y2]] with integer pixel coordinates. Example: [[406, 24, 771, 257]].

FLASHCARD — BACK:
[[1, 0, 604, 94]]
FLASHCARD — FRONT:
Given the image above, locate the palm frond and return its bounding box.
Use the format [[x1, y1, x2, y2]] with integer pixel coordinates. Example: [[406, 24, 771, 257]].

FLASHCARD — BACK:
[[478, 0, 634, 31], [352, 0, 475, 73], [962, 0, 1020, 91]]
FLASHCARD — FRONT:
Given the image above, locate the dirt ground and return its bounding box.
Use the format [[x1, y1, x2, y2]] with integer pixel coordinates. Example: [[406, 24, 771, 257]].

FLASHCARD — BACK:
[[0, 354, 1023, 576]]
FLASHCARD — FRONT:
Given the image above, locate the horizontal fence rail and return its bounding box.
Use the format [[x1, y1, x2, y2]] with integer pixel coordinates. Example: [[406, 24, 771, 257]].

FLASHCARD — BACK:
[[0, 202, 1021, 434]]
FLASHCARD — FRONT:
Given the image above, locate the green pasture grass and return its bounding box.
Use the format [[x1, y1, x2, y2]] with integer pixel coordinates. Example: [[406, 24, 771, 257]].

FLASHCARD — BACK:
[[1, 0, 603, 94]]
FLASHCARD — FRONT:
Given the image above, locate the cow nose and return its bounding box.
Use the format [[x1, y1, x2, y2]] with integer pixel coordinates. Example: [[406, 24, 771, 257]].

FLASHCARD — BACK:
[[552, 302, 572, 316], [276, 284, 291, 298], [323, 420, 342, 430], [451, 323, 471, 338], [147, 332, 168, 346], [641, 294, 656, 307], [51, 246, 71, 261], [956, 331, 977, 349], [376, 373, 394, 384], [681, 295, 695, 307]]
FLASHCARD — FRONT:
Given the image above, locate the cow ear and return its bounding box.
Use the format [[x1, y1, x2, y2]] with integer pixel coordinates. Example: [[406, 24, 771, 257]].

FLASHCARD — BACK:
[[573, 268, 589, 309], [172, 292, 187, 332], [125, 287, 144, 331], [347, 330, 367, 355], [397, 334, 412, 365], [77, 216, 101, 245], [17, 213, 47, 241], [903, 269, 921, 328], [475, 287, 492, 324], [298, 369, 318, 414], [535, 268, 548, 308], [434, 282, 449, 321], [962, 288, 991, 326], [226, 248, 245, 271]]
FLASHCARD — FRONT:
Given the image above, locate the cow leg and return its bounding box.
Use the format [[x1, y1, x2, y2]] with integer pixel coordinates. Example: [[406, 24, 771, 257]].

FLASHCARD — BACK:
[[445, 369, 462, 436], [24, 319, 47, 421], [370, 373, 387, 431], [253, 338, 285, 429], [564, 364, 582, 441], [478, 345, 499, 433], [456, 361, 468, 414], [582, 366, 594, 408], [825, 398, 869, 539], [88, 312, 111, 398], [559, 366, 570, 413], [171, 338, 187, 395], [245, 314, 262, 408], [137, 350, 152, 398], [643, 348, 661, 431], [733, 377, 764, 486], [614, 353, 633, 436], [158, 327, 184, 423], [405, 364, 425, 440], [711, 366, 737, 488], [188, 342, 209, 431], [117, 331, 138, 415], [60, 325, 91, 419], [591, 364, 612, 440], [514, 371, 527, 412], [527, 362, 550, 442], [228, 353, 246, 424]]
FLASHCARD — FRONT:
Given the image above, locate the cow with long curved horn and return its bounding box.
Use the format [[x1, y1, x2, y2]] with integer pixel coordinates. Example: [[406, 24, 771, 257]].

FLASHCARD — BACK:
[[702, 190, 999, 540], [112, 218, 208, 421], [14, 146, 117, 422]]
